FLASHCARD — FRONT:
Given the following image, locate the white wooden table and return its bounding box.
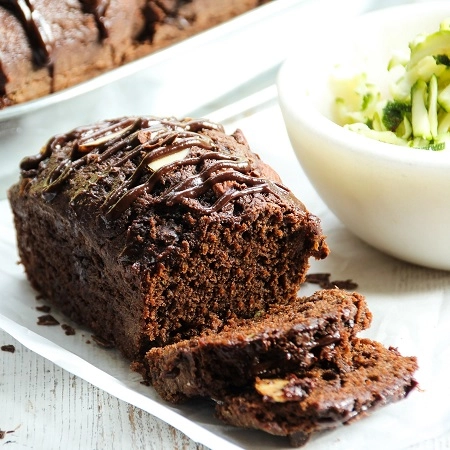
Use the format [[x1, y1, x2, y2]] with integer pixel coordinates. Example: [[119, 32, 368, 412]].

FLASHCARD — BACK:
[[2, 329, 450, 450], [0, 328, 208, 450]]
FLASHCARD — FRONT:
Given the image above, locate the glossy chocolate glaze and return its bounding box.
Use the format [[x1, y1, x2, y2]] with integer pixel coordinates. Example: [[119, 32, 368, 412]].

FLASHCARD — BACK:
[[21, 117, 293, 219]]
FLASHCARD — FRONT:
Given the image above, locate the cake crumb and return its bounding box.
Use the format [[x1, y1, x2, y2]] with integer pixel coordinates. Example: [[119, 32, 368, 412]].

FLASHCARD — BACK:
[[0, 429, 14, 439], [36, 305, 51, 313], [305, 273, 331, 286], [61, 324, 76, 335], [306, 273, 358, 290], [37, 314, 60, 326], [1, 345, 15, 353], [91, 335, 114, 349], [331, 279, 359, 290]]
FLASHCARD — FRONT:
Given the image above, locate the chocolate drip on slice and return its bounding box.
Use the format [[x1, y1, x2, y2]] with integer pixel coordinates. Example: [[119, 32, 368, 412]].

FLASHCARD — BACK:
[[79, 0, 111, 40], [138, 0, 193, 43], [0, 59, 9, 98], [0, 0, 54, 67], [105, 153, 290, 218], [21, 116, 139, 171], [23, 116, 292, 218], [45, 117, 140, 190]]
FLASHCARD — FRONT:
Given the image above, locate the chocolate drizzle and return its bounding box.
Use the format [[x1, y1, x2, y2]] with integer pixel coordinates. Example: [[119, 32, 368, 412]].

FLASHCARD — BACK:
[[21, 116, 292, 218], [0, 0, 54, 67], [0, 0, 108, 98], [79, 0, 111, 40], [0, 60, 9, 100]]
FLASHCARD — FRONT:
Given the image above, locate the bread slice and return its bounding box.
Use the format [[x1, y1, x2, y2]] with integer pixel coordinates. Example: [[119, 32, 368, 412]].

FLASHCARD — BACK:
[[215, 338, 418, 447], [142, 289, 372, 403]]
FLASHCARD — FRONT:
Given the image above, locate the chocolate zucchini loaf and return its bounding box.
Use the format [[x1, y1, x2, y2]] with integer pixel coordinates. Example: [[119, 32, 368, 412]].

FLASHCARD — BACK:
[[143, 289, 372, 403], [215, 338, 418, 447], [0, 0, 272, 109], [8, 116, 329, 362]]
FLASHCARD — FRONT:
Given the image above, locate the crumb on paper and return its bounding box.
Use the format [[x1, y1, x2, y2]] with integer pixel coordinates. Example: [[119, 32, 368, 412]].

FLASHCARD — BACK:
[[1, 345, 15, 353], [61, 324, 76, 336], [305, 273, 358, 290], [0, 427, 17, 439], [37, 314, 60, 326], [331, 279, 359, 290], [91, 335, 114, 349], [305, 273, 332, 286], [36, 305, 51, 313]]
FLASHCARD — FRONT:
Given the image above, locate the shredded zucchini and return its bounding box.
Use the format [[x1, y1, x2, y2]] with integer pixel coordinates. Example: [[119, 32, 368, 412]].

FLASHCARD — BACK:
[[332, 19, 450, 150]]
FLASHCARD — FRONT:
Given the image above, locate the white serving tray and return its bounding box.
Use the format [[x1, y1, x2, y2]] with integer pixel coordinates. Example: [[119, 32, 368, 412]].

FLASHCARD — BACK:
[[0, 0, 311, 123]]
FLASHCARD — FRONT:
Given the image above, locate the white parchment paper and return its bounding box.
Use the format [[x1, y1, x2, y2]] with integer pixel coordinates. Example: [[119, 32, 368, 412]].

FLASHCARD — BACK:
[[1, 102, 450, 450]]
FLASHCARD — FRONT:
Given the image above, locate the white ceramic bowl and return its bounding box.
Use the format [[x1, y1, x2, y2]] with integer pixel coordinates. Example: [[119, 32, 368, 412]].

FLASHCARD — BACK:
[[277, 1, 450, 271]]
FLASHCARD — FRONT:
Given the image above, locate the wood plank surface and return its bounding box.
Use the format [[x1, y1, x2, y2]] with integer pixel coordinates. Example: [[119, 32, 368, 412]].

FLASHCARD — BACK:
[[0, 328, 208, 450]]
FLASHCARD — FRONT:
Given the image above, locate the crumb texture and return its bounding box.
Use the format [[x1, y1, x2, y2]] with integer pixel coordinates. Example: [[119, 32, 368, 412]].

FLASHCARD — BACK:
[[144, 289, 372, 403], [8, 116, 328, 361], [8, 115, 417, 447], [215, 338, 418, 446]]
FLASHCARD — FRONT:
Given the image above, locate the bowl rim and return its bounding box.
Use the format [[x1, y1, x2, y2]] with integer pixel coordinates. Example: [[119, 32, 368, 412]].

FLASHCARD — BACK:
[[277, 0, 450, 169]]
